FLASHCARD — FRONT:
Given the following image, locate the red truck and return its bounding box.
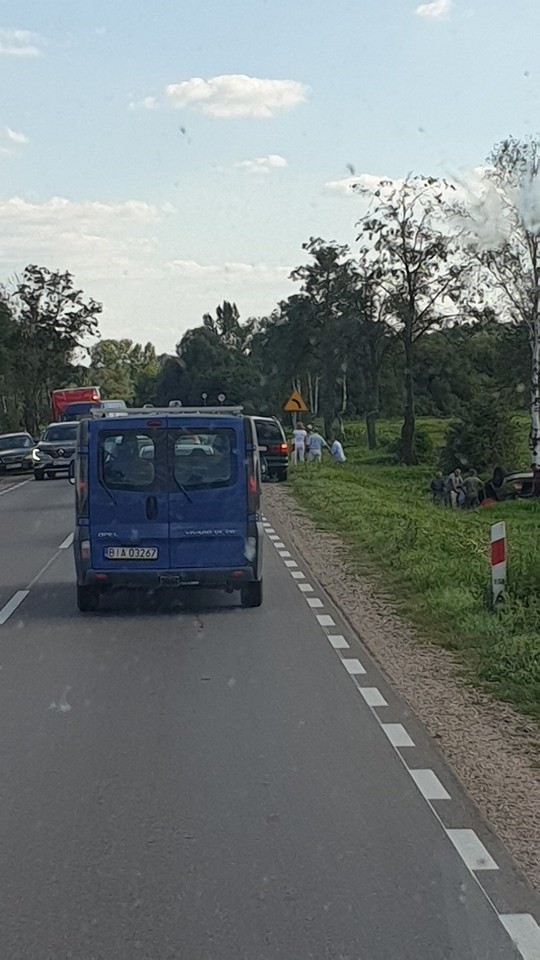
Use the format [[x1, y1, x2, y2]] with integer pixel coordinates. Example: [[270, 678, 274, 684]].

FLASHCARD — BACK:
[[51, 387, 101, 422]]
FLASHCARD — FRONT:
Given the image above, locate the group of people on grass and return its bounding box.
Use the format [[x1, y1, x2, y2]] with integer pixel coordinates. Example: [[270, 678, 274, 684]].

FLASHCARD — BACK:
[[291, 422, 346, 466], [430, 467, 484, 509]]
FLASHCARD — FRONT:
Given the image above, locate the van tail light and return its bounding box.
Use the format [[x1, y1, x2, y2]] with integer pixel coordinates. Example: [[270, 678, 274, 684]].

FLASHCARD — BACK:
[[279, 442, 288, 454], [247, 472, 259, 514], [80, 539, 91, 561], [267, 442, 289, 455]]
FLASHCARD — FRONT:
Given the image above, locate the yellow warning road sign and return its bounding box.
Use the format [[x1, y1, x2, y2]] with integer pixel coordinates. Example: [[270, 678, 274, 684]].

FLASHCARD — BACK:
[[283, 389, 308, 413]]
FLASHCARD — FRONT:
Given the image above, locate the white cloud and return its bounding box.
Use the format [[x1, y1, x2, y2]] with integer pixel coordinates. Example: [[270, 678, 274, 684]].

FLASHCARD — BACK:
[[129, 96, 158, 111], [0, 28, 42, 58], [0, 196, 163, 226], [236, 154, 287, 175], [165, 74, 309, 119], [415, 0, 453, 20], [5, 127, 29, 145]]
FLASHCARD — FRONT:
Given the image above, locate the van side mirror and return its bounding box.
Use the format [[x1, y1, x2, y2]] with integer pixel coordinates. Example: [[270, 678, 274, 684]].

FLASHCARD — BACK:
[[68, 460, 75, 485]]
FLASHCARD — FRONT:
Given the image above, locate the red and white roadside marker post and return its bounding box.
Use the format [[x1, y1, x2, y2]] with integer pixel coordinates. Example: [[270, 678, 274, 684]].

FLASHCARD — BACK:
[[490, 521, 507, 607]]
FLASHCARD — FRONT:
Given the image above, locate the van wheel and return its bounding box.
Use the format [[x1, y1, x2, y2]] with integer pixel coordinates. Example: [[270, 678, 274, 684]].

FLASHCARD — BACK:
[[77, 585, 100, 613], [241, 580, 263, 608], [34, 471, 45, 481]]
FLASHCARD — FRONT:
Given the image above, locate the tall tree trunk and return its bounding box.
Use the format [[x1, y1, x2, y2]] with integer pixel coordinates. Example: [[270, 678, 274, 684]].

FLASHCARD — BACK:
[[401, 333, 417, 466]]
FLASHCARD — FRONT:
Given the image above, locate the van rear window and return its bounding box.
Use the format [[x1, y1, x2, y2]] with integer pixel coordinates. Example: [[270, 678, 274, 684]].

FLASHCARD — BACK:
[[100, 431, 157, 490], [255, 420, 283, 444], [97, 427, 237, 492], [171, 428, 236, 490]]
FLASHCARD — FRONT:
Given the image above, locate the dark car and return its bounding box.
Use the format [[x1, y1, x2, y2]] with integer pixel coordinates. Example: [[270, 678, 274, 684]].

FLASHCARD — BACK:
[[33, 422, 79, 480], [253, 417, 288, 482], [0, 432, 35, 475]]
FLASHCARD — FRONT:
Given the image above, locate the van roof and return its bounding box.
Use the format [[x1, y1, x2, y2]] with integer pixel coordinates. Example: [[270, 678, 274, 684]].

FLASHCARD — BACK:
[[89, 405, 244, 419]]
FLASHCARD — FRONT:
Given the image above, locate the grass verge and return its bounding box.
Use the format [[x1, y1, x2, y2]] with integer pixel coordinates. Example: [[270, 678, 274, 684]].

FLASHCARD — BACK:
[[288, 420, 540, 720]]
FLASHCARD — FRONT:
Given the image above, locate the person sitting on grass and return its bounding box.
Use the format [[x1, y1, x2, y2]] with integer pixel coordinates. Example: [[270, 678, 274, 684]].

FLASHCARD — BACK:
[[330, 436, 346, 464], [430, 470, 445, 504]]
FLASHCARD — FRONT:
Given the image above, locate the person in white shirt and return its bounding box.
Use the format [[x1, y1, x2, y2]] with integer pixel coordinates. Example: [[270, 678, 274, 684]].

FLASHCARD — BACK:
[[291, 421, 307, 464], [330, 437, 346, 463]]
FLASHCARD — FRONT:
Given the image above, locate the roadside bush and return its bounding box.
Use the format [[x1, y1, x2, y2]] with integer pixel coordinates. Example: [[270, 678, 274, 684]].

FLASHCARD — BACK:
[[439, 391, 522, 476]]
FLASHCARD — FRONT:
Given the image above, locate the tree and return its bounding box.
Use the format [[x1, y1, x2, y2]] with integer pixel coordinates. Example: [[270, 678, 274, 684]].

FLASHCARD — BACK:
[[290, 238, 361, 435], [1, 265, 101, 433], [354, 177, 468, 464], [462, 137, 540, 470]]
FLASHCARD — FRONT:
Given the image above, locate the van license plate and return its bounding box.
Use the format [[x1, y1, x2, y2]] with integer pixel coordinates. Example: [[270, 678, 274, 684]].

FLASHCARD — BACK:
[[105, 546, 158, 560]]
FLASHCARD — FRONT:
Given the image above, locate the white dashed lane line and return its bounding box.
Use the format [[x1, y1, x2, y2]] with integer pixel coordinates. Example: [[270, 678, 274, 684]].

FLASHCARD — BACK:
[[409, 768, 451, 801], [500, 915, 540, 960], [0, 590, 29, 625], [59, 532, 74, 549], [358, 687, 388, 708], [0, 478, 31, 497], [446, 829, 499, 871], [342, 658, 367, 676], [328, 634, 349, 649], [381, 723, 415, 748], [263, 518, 537, 957]]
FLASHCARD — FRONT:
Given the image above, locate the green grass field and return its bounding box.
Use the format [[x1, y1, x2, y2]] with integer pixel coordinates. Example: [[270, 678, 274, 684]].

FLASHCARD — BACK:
[[289, 417, 540, 719]]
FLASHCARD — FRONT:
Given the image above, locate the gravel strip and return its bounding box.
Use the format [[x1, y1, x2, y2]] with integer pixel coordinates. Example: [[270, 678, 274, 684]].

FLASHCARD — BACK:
[[265, 484, 540, 891]]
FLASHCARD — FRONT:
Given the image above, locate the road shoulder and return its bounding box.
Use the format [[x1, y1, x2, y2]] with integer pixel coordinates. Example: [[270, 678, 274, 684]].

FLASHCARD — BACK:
[[265, 483, 540, 892]]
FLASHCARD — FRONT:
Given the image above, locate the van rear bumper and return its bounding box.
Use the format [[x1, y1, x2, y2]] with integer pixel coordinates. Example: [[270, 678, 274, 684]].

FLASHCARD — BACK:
[[78, 566, 259, 589]]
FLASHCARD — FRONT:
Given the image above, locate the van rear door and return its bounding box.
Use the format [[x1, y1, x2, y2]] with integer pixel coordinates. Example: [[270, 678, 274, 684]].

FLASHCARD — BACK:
[[167, 417, 247, 570], [89, 424, 170, 570]]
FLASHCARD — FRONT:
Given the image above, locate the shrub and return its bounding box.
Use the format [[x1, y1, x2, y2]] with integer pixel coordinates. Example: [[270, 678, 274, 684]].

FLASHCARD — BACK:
[[439, 391, 522, 476]]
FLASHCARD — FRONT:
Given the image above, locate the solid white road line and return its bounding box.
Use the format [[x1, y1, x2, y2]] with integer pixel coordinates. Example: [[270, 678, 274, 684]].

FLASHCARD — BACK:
[[298, 583, 314, 592], [284, 560, 297, 568], [499, 914, 540, 960], [307, 597, 323, 608], [291, 570, 306, 579], [317, 614, 335, 627], [381, 723, 415, 748], [409, 768, 450, 801], [0, 478, 31, 497], [59, 532, 74, 549], [446, 829, 498, 871], [328, 634, 349, 649], [0, 590, 30, 625], [358, 687, 388, 707], [343, 658, 367, 676]]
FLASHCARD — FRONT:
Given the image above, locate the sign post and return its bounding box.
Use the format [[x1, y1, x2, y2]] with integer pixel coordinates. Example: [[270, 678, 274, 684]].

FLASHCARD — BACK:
[[490, 521, 507, 607]]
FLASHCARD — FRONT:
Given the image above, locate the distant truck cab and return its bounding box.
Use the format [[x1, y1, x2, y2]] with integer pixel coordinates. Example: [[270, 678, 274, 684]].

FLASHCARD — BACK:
[[51, 386, 101, 422], [71, 406, 263, 612]]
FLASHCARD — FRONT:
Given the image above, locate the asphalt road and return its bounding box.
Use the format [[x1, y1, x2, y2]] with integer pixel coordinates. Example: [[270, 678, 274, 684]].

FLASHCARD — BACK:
[[0, 477, 537, 960]]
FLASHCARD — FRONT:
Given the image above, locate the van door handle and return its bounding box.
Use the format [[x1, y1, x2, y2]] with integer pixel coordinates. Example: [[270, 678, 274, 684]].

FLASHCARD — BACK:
[[146, 496, 158, 521]]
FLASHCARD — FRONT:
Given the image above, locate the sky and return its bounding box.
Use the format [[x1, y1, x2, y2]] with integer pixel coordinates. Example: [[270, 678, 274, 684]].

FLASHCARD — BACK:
[[1, 0, 540, 353]]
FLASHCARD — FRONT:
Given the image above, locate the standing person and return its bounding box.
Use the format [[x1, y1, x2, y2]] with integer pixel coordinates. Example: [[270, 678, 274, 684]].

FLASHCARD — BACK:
[[291, 421, 307, 464], [430, 470, 445, 504], [306, 428, 328, 465], [330, 436, 346, 464], [463, 468, 482, 509], [445, 467, 462, 508]]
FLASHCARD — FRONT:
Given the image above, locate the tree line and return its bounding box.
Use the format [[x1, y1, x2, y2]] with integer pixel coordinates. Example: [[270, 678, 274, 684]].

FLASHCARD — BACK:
[[1, 135, 538, 466]]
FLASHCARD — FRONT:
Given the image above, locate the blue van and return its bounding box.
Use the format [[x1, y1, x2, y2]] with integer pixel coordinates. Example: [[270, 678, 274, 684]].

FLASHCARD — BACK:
[[71, 408, 263, 611]]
